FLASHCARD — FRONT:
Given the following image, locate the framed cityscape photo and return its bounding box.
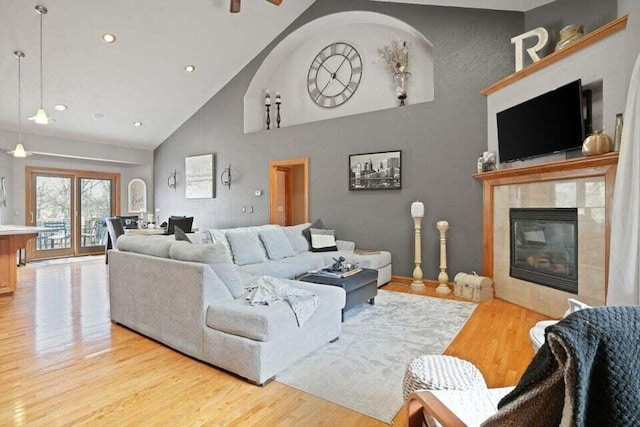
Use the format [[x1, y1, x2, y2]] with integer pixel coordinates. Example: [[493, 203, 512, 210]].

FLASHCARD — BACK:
[[349, 150, 402, 191]]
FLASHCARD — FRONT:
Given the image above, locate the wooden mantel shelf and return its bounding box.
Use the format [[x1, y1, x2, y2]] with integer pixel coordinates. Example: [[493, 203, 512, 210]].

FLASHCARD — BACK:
[[481, 15, 628, 96], [473, 152, 619, 182]]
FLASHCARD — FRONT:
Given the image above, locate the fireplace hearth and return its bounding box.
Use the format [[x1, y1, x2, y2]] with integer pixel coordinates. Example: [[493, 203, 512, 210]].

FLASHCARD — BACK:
[[510, 208, 578, 294]]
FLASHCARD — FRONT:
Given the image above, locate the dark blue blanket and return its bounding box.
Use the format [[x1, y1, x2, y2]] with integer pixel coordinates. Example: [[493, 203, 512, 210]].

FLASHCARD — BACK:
[[483, 306, 640, 426]]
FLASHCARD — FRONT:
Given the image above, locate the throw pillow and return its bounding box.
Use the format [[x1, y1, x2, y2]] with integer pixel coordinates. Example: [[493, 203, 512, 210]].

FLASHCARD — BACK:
[[259, 228, 295, 260], [226, 230, 268, 266], [302, 218, 327, 245], [310, 227, 338, 252], [169, 241, 244, 298], [283, 223, 311, 253], [174, 226, 192, 243]]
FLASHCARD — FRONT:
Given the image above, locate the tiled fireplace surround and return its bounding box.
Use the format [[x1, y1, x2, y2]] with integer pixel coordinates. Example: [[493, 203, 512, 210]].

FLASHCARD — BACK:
[[475, 153, 618, 318]]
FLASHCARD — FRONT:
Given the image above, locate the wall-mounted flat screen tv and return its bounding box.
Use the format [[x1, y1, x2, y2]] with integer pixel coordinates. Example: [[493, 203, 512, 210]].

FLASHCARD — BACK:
[[497, 79, 585, 163]]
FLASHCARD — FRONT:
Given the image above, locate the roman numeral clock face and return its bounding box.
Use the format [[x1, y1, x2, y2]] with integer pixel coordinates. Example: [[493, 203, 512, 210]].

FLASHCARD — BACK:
[[307, 42, 362, 108]]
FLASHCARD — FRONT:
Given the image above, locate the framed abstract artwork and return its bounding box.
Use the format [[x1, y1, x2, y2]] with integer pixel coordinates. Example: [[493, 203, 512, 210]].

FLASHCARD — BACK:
[[185, 154, 215, 199]]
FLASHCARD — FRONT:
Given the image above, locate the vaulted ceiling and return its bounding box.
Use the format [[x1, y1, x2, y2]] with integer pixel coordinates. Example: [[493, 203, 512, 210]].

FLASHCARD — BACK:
[[0, 0, 553, 151]]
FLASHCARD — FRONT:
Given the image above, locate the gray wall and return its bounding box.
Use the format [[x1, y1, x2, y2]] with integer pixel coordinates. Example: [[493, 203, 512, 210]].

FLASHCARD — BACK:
[[526, 0, 617, 35], [0, 129, 154, 225], [154, 0, 522, 279], [525, 0, 617, 58], [618, 0, 640, 83]]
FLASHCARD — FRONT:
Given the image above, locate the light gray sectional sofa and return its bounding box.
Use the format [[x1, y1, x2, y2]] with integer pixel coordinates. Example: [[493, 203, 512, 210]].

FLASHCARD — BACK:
[[108, 222, 391, 385], [206, 223, 392, 287], [109, 236, 345, 385]]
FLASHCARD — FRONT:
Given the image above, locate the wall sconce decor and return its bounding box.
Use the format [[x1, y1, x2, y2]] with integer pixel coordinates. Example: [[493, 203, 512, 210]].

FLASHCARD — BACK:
[[275, 92, 282, 128], [379, 40, 412, 106], [220, 164, 232, 189], [265, 90, 272, 130], [167, 169, 177, 190]]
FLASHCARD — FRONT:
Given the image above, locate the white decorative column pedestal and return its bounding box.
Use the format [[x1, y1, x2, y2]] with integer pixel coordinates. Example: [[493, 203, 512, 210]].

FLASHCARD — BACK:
[[411, 201, 425, 289], [436, 220, 451, 294]]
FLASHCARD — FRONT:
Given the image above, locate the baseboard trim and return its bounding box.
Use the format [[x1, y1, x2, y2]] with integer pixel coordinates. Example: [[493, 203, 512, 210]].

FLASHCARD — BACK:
[[390, 275, 443, 288]]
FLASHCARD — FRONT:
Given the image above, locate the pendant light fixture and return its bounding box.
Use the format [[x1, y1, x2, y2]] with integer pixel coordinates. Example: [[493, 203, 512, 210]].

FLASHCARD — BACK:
[[7, 51, 32, 158], [28, 5, 54, 125]]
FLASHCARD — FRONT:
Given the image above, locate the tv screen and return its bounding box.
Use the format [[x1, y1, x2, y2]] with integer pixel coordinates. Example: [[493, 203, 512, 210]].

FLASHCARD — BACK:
[[497, 79, 585, 163]]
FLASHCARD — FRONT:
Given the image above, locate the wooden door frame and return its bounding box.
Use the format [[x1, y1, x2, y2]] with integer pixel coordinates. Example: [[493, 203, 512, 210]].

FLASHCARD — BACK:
[[269, 158, 309, 225], [25, 166, 121, 260]]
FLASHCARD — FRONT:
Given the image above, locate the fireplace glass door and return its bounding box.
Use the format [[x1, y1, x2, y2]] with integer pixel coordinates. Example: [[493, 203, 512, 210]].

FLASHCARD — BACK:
[[510, 208, 578, 293]]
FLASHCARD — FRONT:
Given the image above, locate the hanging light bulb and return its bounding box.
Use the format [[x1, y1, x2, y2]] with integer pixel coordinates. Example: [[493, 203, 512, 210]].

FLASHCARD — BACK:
[[28, 5, 54, 125], [7, 51, 32, 158]]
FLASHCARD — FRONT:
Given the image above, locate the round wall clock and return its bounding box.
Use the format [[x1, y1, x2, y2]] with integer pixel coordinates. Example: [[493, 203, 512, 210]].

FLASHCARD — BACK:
[[307, 42, 363, 108]]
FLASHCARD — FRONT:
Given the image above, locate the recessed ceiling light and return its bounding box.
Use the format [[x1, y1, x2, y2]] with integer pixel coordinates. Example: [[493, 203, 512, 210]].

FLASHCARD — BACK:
[[101, 33, 116, 43], [54, 104, 67, 111], [132, 121, 143, 127], [184, 65, 196, 73], [93, 112, 105, 119]]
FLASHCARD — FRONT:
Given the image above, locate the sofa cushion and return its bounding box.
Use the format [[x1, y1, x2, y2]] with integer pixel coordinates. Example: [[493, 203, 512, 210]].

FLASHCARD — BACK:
[[169, 241, 245, 298], [302, 218, 326, 245], [283, 223, 311, 253], [237, 259, 301, 279], [226, 230, 268, 266], [259, 228, 295, 260], [206, 297, 300, 342], [310, 228, 338, 252], [116, 235, 174, 258], [206, 278, 346, 342], [209, 228, 233, 256]]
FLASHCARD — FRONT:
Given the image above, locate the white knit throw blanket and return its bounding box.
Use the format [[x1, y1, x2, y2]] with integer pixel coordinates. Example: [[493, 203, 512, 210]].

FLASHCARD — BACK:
[[247, 276, 319, 326]]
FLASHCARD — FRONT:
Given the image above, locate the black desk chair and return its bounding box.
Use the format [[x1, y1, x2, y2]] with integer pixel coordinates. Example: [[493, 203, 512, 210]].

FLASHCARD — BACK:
[[105, 217, 125, 264]]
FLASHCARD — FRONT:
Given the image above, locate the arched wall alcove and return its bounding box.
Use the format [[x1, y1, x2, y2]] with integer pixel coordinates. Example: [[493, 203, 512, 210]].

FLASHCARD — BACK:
[[244, 11, 434, 133]]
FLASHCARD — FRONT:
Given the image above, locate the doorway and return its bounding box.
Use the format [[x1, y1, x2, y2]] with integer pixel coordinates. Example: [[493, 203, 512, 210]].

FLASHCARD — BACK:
[[25, 167, 120, 260], [269, 158, 308, 226]]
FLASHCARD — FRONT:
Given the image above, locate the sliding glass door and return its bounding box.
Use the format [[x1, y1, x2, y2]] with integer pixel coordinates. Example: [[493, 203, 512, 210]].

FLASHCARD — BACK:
[[77, 178, 113, 255], [26, 167, 120, 260], [32, 174, 74, 259]]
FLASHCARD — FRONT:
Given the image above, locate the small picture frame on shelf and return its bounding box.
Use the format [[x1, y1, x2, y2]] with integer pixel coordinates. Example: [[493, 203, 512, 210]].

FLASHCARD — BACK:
[[349, 150, 401, 191]]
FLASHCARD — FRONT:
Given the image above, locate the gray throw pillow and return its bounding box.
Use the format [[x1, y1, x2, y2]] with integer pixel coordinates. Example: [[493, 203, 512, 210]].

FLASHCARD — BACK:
[[283, 223, 311, 253], [174, 226, 192, 243], [259, 228, 295, 260], [302, 218, 326, 245], [310, 227, 338, 252], [169, 241, 244, 298], [226, 230, 268, 266]]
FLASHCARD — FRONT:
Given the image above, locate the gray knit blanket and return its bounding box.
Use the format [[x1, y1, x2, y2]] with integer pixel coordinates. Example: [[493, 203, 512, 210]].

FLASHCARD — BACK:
[[482, 306, 640, 427], [246, 276, 319, 327]]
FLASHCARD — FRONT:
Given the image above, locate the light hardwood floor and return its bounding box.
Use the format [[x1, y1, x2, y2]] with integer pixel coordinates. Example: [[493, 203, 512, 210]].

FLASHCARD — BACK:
[[0, 259, 548, 426]]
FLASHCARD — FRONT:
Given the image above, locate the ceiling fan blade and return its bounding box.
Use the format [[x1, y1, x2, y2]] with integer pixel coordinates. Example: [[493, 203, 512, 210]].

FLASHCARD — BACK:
[[266, 0, 283, 5], [230, 0, 241, 13]]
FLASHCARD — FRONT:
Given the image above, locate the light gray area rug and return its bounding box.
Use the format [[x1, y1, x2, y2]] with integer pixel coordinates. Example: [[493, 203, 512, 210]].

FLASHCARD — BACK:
[[276, 290, 477, 424]]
